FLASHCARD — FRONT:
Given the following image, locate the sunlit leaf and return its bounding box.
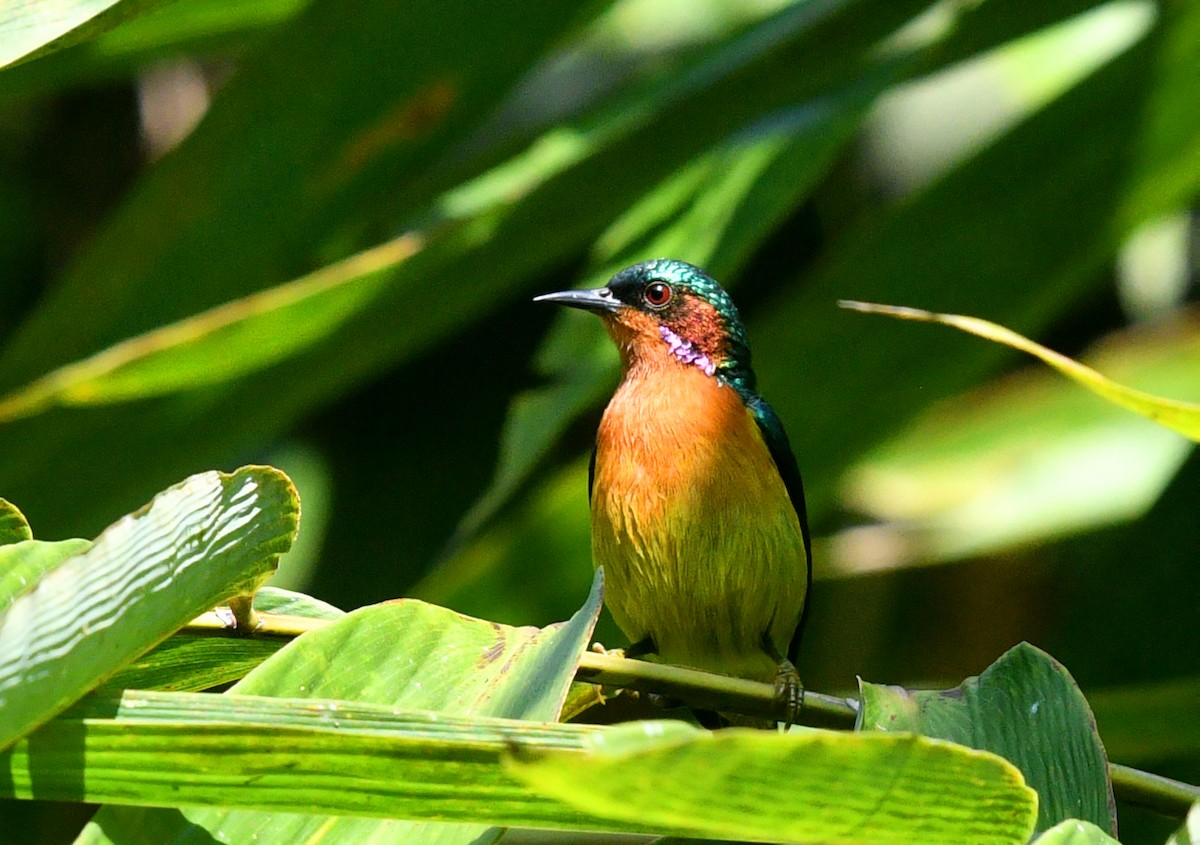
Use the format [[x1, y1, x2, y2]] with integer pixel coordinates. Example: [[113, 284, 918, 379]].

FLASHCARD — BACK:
[[0, 0, 169, 69], [508, 721, 1037, 844], [0, 499, 32, 545], [0, 466, 298, 750], [1033, 819, 1122, 844], [0, 235, 422, 421], [0, 538, 91, 612], [101, 587, 343, 692], [860, 642, 1115, 835], [78, 570, 604, 844], [840, 300, 1200, 441]]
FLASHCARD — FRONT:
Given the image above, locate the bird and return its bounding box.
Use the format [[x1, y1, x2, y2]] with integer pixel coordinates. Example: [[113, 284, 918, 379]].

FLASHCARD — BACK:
[[535, 258, 811, 726]]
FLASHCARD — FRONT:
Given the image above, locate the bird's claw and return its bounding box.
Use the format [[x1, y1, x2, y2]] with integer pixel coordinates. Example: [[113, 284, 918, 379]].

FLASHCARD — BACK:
[[774, 660, 804, 729], [590, 641, 626, 659]]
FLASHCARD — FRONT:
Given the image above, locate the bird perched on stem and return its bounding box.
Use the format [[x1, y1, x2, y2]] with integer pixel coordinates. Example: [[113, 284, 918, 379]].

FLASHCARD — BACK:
[[535, 258, 811, 726]]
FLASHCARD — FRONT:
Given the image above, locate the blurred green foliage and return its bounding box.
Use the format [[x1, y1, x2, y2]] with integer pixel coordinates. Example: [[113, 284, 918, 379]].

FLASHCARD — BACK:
[[0, 0, 1197, 842]]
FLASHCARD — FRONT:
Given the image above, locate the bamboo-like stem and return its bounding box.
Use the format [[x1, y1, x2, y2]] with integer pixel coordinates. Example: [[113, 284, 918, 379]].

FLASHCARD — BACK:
[[181, 609, 1200, 819]]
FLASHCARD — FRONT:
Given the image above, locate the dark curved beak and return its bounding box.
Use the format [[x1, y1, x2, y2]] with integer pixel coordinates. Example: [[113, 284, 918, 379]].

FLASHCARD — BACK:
[[533, 287, 621, 314]]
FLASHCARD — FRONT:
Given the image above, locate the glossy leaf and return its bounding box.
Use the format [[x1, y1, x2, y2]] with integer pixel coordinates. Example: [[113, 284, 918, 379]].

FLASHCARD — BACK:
[[1033, 819, 1122, 845], [0, 538, 91, 612], [78, 569, 604, 844], [101, 587, 343, 692], [838, 313, 1200, 567], [508, 721, 1037, 844], [1168, 804, 1200, 845], [0, 500, 33, 545], [0, 0, 166, 69], [6, 689, 615, 830], [0, 466, 298, 750], [751, 7, 1200, 519], [859, 642, 1115, 835]]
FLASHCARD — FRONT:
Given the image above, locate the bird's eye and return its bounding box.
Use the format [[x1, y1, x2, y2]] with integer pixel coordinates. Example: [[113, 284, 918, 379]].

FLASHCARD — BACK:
[[643, 282, 672, 308]]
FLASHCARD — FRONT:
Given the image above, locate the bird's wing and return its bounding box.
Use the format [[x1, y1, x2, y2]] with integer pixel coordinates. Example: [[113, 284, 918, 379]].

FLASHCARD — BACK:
[[748, 394, 813, 665], [587, 442, 597, 505]]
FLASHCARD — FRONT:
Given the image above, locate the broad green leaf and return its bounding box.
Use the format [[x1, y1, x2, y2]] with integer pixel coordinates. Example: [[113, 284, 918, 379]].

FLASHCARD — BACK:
[[79, 570, 604, 844], [99, 634, 282, 694], [0, 0, 308, 99], [0, 0, 1044, 545], [0, 0, 168, 69], [0, 466, 298, 750], [5, 688, 622, 831], [838, 314, 1200, 567], [249, 584, 343, 619], [508, 721, 1037, 845], [0, 538, 91, 611], [1034, 819, 1122, 844], [1168, 804, 1200, 845], [859, 642, 1115, 835], [0, 499, 32, 545], [750, 1, 1200, 521], [0, 0, 612, 391], [101, 587, 343, 692], [840, 301, 1200, 441], [0, 235, 422, 421]]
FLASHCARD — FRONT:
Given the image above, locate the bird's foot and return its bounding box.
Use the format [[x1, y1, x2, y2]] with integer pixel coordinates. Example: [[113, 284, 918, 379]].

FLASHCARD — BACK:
[[774, 659, 805, 729], [590, 641, 626, 659]]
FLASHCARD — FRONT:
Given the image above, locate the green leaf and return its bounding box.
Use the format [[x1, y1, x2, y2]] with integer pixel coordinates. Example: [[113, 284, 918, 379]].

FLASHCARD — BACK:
[[0, 0, 609, 391], [5, 688, 621, 831], [0, 499, 32, 545], [859, 642, 1115, 836], [0, 465, 298, 750], [507, 722, 1038, 844], [101, 588, 343, 692], [1168, 804, 1200, 845], [0, 0, 168, 69], [750, 2, 1200, 521], [0, 538, 92, 611], [1033, 819, 1122, 844], [78, 570, 604, 844], [839, 314, 1200, 566], [0, 235, 422, 420], [840, 301, 1200, 441], [0, 0, 308, 99]]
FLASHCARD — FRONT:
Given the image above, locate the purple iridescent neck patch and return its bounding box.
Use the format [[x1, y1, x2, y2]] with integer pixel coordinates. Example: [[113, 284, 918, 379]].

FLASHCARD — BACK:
[[660, 325, 716, 376]]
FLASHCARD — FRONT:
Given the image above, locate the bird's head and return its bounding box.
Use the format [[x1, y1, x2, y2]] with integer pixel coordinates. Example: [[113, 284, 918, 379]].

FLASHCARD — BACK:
[[535, 259, 753, 388]]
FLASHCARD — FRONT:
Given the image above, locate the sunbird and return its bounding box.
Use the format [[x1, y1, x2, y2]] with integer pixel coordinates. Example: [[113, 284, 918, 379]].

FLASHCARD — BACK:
[[535, 258, 811, 724]]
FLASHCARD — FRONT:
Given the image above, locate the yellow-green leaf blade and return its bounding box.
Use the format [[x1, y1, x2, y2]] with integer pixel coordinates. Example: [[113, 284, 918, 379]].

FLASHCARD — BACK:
[[0, 538, 92, 612], [101, 587, 342, 692], [1033, 819, 1122, 844], [2, 689, 639, 833], [79, 571, 604, 844], [1168, 803, 1200, 845], [0, 466, 298, 750], [507, 723, 1037, 845], [860, 642, 1115, 836], [0, 235, 421, 422], [840, 301, 1200, 441], [0, 499, 32, 545]]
